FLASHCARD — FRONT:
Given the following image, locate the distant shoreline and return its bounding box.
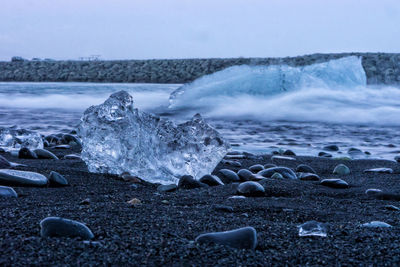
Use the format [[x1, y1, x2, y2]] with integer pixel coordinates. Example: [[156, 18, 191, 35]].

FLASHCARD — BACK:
[[0, 52, 399, 84]]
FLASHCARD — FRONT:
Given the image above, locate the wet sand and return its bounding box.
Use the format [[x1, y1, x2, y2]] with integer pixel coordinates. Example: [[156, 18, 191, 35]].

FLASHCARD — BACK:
[[1, 147, 400, 266]]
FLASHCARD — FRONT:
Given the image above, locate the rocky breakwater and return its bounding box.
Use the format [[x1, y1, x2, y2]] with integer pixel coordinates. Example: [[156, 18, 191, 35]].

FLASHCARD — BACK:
[[1, 53, 400, 84]]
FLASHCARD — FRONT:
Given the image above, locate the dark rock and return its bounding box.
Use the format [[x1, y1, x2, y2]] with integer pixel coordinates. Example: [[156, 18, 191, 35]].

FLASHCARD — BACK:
[[178, 175, 207, 189], [212, 204, 234, 212], [237, 181, 265, 197], [0, 169, 48, 186], [283, 149, 296, 156], [248, 164, 264, 173], [195, 226, 257, 250], [63, 154, 81, 160], [217, 169, 240, 184], [318, 151, 332, 158], [0, 155, 11, 168], [298, 172, 320, 181], [221, 160, 242, 167], [333, 164, 351, 175], [258, 167, 297, 179], [43, 140, 50, 147], [199, 175, 224, 186], [384, 205, 400, 211], [271, 155, 296, 162], [54, 145, 70, 149], [34, 149, 59, 160], [364, 168, 393, 174], [40, 217, 94, 239], [320, 178, 349, 189], [0, 186, 18, 197], [79, 198, 91, 205], [263, 163, 276, 169], [237, 169, 254, 181], [395, 155, 400, 163], [48, 171, 69, 187], [62, 134, 82, 147], [296, 164, 316, 174], [18, 148, 38, 159], [361, 221, 392, 228], [371, 192, 400, 201], [365, 188, 383, 196], [157, 184, 178, 192], [44, 135, 60, 144], [323, 144, 339, 151]]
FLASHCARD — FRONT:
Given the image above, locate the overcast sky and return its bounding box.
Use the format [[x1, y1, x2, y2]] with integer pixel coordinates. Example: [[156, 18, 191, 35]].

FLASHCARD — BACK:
[[1, 0, 399, 60]]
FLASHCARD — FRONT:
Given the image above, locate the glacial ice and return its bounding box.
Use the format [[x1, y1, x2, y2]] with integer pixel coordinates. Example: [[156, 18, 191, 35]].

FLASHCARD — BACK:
[[298, 221, 327, 237], [0, 128, 43, 151], [78, 91, 230, 184], [169, 56, 366, 109]]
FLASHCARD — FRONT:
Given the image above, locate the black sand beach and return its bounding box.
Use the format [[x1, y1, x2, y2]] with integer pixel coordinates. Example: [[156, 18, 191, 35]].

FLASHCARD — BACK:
[[2, 147, 400, 266]]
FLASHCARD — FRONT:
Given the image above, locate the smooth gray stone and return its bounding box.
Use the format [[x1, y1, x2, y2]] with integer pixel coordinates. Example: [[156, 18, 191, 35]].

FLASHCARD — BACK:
[[318, 151, 332, 158], [40, 217, 94, 239], [237, 169, 254, 181], [263, 163, 276, 169], [237, 181, 265, 197], [0, 155, 11, 168], [157, 184, 178, 192], [18, 148, 38, 159], [221, 159, 242, 167], [361, 221, 392, 228], [178, 175, 207, 189], [62, 134, 82, 147], [333, 164, 351, 175], [212, 204, 234, 212], [54, 145, 70, 149], [384, 205, 400, 211], [323, 145, 339, 151], [296, 164, 316, 174], [0, 169, 48, 186], [199, 174, 224, 186], [283, 149, 296, 156], [298, 172, 320, 181], [364, 168, 393, 174], [217, 169, 240, 184], [248, 164, 264, 173], [63, 154, 81, 160], [365, 188, 383, 196], [320, 178, 349, 189], [0, 186, 18, 198], [271, 155, 296, 161], [258, 167, 297, 179], [271, 172, 284, 179], [34, 149, 59, 160], [195, 226, 257, 250], [49, 171, 69, 186]]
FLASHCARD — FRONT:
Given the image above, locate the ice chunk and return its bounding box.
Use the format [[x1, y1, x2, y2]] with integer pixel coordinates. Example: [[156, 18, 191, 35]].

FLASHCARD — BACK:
[[78, 91, 230, 184], [298, 221, 327, 237], [169, 56, 366, 109], [0, 128, 43, 151]]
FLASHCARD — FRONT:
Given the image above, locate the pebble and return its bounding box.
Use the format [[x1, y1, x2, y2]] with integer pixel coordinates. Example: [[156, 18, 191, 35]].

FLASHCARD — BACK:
[[296, 164, 316, 174], [320, 178, 349, 189], [271, 155, 296, 162], [384, 205, 400, 211], [178, 175, 208, 189], [318, 151, 332, 158], [63, 154, 81, 160], [361, 221, 392, 228], [298, 172, 320, 181], [333, 164, 351, 175], [199, 174, 224, 186], [283, 149, 296, 156], [157, 184, 178, 192], [54, 145, 70, 149], [0, 185, 18, 198], [228, 195, 246, 200], [0, 155, 11, 168], [34, 149, 59, 160], [127, 198, 141, 206], [238, 169, 256, 181], [217, 169, 240, 184], [271, 172, 284, 179], [237, 181, 265, 197], [40, 217, 94, 239], [79, 198, 91, 205], [248, 164, 264, 173], [364, 168, 393, 174], [48, 171, 69, 187], [0, 169, 48, 186], [263, 163, 277, 169], [18, 148, 38, 159], [221, 160, 242, 167], [395, 155, 400, 163], [323, 145, 339, 151], [195, 226, 257, 250], [212, 204, 234, 212], [258, 167, 297, 179], [365, 188, 383, 196]]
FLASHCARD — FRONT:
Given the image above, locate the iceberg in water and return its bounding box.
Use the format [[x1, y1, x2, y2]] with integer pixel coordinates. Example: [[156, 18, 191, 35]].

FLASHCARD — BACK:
[[78, 91, 230, 184], [169, 56, 367, 109], [0, 128, 43, 151]]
